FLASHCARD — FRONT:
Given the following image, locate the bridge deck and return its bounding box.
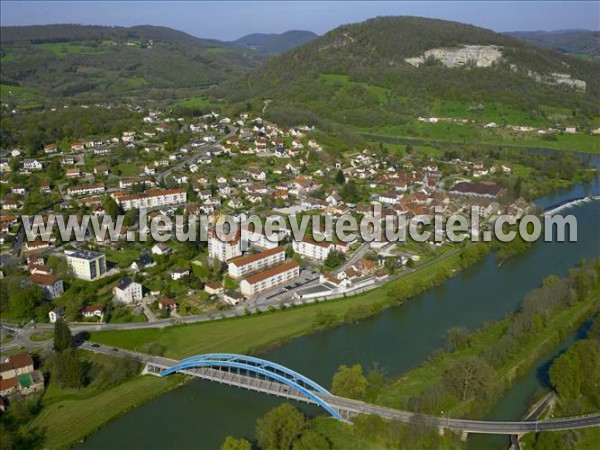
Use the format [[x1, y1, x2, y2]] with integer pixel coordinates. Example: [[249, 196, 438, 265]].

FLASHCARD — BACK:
[[79, 342, 600, 435]]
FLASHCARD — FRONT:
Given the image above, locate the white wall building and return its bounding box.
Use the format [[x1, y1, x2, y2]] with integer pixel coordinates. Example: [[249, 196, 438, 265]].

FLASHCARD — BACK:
[[208, 229, 242, 262], [292, 238, 334, 261], [228, 246, 285, 279], [115, 188, 187, 211], [113, 278, 143, 304], [65, 250, 107, 281], [240, 261, 300, 297]]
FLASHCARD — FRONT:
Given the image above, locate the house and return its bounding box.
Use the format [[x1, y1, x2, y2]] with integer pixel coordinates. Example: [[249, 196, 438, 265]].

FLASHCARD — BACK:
[[94, 165, 109, 176], [292, 237, 334, 261], [66, 168, 81, 178], [228, 246, 286, 279], [204, 282, 224, 296], [67, 183, 105, 197], [171, 268, 190, 280], [144, 164, 156, 175], [130, 254, 155, 271], [81, 305, 104, 320], [0, 352, 43, 397], [23, 159, 43, 171], [113, 278, 143, 304], [151, 243, 172, 255], [223, 290, 245, 306], [158, 298, 178, 311], [31, 273, 63, 299], [25, 240, 51, 253], [247, 169, 266, 181], [449, 182, 505, 199], [44, 144, 58, 154], [39, 180, 51, 193], [48, 306, 65, 323], [70, 141, 85, 151], [94, 147, 112, 155], [240, 261, 300, 297]]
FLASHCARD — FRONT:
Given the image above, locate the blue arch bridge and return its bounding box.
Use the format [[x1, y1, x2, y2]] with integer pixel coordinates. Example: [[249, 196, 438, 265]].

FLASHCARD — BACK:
[[80, 343, 600, 435]]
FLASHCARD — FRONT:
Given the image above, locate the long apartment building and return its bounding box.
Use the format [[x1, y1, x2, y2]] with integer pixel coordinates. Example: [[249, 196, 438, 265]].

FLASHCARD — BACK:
[[228, 246, 285, 279], [292, 237, 334, 261], [241, 226, 288, 250], [114, 188, 187, 211], [65, 249, 107, 281], [240, 260, 300, 297]]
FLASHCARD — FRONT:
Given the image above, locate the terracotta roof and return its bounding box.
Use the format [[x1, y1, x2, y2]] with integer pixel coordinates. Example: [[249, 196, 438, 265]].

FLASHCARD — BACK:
[[0, 377, 18, 391], [31, 273, 60, 285], [6, 352, 34, 370], [242, 261, 299, 285], [81, 305, 103, 314], [229, 247, 285, 267]]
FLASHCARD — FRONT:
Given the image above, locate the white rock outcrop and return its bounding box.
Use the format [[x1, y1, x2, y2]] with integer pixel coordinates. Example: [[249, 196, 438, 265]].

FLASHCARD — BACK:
[[405, 45, 503, 68]]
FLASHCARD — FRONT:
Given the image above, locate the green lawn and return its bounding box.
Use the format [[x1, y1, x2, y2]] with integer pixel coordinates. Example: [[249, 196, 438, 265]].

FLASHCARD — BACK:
[[35, 42, 104, 57], [90, 249, 467, 359], [115, 163, 141, 177], [31, 374, 182, 449], [0, 83, 44, 109]]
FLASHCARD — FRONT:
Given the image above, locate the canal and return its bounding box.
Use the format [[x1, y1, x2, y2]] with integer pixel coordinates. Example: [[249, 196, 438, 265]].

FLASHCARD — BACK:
[[80, 177, 600, 449]]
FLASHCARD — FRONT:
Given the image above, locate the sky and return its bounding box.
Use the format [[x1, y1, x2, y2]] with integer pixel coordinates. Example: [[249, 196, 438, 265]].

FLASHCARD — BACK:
[[1, 1, 599, 41]]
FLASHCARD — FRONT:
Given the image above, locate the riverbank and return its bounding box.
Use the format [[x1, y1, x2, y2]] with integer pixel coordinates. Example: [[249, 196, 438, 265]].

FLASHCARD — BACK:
[[373, 281, 600, 420], [24, 244, 483, 449]]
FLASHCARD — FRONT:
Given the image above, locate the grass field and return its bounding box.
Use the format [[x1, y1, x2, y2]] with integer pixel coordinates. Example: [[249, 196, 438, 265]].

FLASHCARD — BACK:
[[115, 162, 141, 177], [1, 83, 44, 109], [35, 42, 104, 57], [31, 373, 182, 449], [90, 249, 466, 358]]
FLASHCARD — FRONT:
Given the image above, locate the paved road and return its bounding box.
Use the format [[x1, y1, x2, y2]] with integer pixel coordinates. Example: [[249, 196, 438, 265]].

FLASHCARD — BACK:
[[78, 341, 600, 435]]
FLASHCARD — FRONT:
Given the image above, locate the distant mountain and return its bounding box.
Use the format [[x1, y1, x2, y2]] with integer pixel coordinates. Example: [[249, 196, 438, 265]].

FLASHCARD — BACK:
[[217, 16, 599, 133], [228, 30, 318, 54], [505, 30, 600, 61], [0, 24, 267, 105]]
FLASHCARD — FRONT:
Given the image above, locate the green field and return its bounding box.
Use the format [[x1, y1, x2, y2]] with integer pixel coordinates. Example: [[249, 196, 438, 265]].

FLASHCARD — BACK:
[[115, 163, 141, 177], [90, 249, 466, 358], [31, 373, 182, 449], [0, 83, 44, 108]]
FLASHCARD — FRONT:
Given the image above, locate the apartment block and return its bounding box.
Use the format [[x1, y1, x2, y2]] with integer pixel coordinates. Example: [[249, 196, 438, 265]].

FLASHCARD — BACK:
[[228, 246, 285, 279], [65, 249, 107, 281], [240, 260, 300, 297]]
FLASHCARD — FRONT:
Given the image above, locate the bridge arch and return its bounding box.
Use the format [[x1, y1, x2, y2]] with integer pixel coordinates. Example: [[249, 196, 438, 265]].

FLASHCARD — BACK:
[[160, 353, 342, 420]]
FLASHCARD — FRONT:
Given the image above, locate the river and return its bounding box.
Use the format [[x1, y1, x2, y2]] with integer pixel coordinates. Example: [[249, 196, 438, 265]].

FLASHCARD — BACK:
[[80, 176, 600, 450]]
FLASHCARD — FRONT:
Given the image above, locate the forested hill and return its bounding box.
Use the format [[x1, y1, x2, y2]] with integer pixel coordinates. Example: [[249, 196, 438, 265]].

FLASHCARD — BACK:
[[227, 30, 318, 54], [505, 30, 600, 62], [0, 24, 267, 105], [216, 16, 600, 129]]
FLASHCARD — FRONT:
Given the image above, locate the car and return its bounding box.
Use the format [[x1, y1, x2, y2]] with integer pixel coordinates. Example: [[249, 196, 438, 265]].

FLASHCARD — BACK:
[[91, 343, 100, 348], [112, 347, 119, 351]]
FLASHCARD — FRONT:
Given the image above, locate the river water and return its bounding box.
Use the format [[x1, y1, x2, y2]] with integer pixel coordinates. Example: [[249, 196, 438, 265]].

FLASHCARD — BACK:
[[80, 174, 600, 450]]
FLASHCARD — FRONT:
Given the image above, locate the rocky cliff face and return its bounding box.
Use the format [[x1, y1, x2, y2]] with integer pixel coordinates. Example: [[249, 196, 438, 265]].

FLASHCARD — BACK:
[[405, 45, 503, 68]]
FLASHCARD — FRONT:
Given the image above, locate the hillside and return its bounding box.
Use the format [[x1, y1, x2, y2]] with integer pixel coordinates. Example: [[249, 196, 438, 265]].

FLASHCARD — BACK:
[[506, 30, 600, 61], [217, 17, 600, 137], [228, 30, 318, 54], [0, 24, 266, 107]]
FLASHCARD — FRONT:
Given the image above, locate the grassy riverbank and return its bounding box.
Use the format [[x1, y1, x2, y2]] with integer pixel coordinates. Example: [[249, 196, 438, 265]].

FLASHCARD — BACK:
[[24, 245, 479, 449], [89, 245, 484, 358]]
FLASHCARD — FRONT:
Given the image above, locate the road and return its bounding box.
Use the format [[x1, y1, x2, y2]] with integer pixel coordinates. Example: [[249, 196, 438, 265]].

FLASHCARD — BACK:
[[78, 341, 600, 435]]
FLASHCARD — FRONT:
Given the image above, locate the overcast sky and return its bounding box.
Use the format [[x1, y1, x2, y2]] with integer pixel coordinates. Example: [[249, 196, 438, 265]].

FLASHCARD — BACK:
[[1, 1, 598, 41]]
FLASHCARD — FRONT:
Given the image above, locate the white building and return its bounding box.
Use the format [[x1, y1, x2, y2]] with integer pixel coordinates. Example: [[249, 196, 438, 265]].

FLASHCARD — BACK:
[[67, 183, 105, 197], [241, 227, 287, 250], [65, 250, 107, 281], [114, 188, 187, 211], [208, 229, 242, 262], [48, 306, 65, 323], [171, 268, 190, 280], [31, 273, 63, 299], [292, 238, 334, 261], [240, 261, 300, 297], [228, 246, 285, 279], [113, 278, 143, 304]]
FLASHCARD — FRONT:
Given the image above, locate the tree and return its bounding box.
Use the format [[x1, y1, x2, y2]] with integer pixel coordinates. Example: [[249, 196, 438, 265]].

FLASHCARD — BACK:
[[53, 319, 74, 353], [444, 326, 470, 352], [9, 285, 43, 319], [533, 431, 567, 450], [335, 169, 345, 184], [103, 197, 121, 220], [55, 348, 86, 389], [444, 356, 494, 401], [571, 340, 600, 395], [256, 403, 306, 450], [550, 351, 582, 400], [331, 364, 368, 400], [221, 436, 251, 450], [324, 250, 345, 269], [293, 429, 331, 450], [514, 177, 523, 199]]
